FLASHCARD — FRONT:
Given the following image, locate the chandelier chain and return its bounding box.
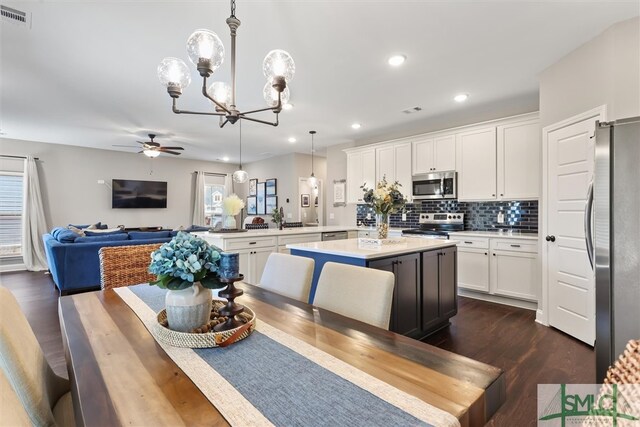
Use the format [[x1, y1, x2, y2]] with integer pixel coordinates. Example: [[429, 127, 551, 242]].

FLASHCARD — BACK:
[[230, 0, 236, 17]]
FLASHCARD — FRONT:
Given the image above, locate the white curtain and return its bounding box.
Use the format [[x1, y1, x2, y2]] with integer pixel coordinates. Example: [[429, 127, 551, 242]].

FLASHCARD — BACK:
[[191, 171, 205, 226], [224, 173, 233, 197], [22, 156, 48, 271]]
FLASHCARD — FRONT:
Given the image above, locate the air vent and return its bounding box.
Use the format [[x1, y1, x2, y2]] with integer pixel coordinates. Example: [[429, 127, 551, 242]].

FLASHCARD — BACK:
[[402, 106, 423, 114], [1, 5, 30, 27]]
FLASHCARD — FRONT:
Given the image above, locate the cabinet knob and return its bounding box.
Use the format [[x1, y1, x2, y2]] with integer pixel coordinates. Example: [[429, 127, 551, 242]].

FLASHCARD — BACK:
[[500, 193, 504, 196], [492, 194, 496, 197], [484, 252, 488, 255], [545, 235, 556, 242], [492, 253, 496, 256]]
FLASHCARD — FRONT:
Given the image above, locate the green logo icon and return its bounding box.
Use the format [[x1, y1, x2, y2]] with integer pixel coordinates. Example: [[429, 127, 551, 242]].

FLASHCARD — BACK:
[[539, 384, 639, 426]]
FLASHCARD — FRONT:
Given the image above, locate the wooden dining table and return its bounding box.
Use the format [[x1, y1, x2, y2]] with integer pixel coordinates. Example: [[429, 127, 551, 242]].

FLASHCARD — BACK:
[[58, 284, 505, 427]]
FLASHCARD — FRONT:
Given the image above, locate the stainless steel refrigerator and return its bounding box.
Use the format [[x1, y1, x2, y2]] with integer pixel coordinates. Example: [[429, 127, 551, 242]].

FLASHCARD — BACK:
[[592, 117, 640, 381]]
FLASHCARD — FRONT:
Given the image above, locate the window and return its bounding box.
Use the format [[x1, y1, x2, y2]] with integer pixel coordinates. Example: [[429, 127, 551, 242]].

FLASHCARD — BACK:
[[204, 174, 226, 228], [0, 172, 23, 257]]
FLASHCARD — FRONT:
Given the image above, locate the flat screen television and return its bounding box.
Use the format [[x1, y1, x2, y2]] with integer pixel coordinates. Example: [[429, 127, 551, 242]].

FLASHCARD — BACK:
[[112, 179, 167, 209]]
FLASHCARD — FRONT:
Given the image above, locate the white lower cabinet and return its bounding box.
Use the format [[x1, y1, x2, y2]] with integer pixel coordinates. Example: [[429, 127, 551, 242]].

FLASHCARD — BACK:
[[237, 247, 275, 285], [277, 233, 322, 254], [454, 235, 539, 306]]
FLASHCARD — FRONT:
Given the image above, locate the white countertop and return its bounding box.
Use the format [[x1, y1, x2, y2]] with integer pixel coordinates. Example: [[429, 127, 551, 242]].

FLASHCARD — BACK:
[[449, 230, 539, 240], [195, 225, 360, 240], [287, 238, 456, 260]]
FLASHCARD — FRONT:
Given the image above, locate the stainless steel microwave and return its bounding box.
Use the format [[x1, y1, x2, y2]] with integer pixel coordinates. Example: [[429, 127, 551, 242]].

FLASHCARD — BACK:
[[412, 171, 457, 200]]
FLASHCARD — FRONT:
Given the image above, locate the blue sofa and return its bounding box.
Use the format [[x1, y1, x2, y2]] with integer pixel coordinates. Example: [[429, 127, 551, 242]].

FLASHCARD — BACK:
[[43, 230, 175, 294]]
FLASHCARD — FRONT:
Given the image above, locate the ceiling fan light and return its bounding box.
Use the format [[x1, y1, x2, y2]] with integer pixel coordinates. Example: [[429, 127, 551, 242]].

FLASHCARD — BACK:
[[186, 29, 225, 75], [157, 57, 191, 93], [232, 169, 249, 183], [263, 82, 290, 107], [263, 49, 295, 82], [143, 149, 160, 158]]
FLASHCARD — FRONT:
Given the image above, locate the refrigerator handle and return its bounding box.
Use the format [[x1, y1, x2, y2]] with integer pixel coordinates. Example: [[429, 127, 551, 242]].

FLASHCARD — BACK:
[[584, 180, 595, 270]]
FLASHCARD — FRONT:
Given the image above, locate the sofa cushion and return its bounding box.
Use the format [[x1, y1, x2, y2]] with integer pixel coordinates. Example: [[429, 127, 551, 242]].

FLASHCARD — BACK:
[[74, 234, 129, 243], [128, 231, 171, 240], [68, 222, 102, 230], [84, 228, 125, 236], [56, 229, 81, 243], [51, 227, 66, 240]]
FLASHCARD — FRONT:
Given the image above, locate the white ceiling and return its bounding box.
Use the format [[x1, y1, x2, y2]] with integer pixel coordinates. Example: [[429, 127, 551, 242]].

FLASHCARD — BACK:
[[1, 1, 638, 163]]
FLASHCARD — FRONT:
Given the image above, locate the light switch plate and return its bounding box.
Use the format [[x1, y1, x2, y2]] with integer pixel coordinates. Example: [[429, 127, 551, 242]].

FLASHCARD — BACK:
[[329, 213, 335, 220], [287, 213, 292, 219]]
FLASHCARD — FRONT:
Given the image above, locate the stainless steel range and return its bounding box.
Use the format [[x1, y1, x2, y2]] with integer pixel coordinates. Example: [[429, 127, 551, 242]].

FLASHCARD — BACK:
[[402, 213, 464, 240]]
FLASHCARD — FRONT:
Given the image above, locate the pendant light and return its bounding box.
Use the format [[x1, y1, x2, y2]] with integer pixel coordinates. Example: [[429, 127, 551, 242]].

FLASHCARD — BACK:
[[307, 130, 318, 188], [232, 120, 248, 183]]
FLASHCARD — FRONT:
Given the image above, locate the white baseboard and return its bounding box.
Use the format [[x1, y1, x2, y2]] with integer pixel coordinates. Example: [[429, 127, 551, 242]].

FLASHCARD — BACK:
[[0, 263, 27, 273], [535, 309, 549, 326], [458, 289, 538, 311]]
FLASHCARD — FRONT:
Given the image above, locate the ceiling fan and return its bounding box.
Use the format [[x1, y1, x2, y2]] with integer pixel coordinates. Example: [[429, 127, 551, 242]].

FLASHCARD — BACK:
[[113, 134, 184, 157]]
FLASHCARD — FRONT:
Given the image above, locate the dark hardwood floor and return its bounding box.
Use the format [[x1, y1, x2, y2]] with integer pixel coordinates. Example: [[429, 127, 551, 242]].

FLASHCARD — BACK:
[[0, 270, 594, 425], [422, 297, 595, 426]]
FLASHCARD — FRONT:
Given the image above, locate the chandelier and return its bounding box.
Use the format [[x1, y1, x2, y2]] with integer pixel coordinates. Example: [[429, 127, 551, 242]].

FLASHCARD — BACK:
[[156, 0, 295, 127]]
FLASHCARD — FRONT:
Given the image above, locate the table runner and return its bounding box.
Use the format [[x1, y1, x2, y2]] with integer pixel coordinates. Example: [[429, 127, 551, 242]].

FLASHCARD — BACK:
[[115, 284, 460, 427]]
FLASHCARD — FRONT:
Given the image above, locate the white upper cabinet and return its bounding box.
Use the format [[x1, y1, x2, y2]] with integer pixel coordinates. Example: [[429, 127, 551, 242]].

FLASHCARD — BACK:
[[346, 148, 376, 203], [497, 119, 540, 200], [376, 142, 412, 197], [412, 135, 456, 174], [457, 127, 497, 200]]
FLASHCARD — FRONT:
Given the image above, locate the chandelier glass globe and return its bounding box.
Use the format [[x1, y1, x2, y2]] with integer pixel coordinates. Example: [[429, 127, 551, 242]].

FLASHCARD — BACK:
[[186, 29, 225, 73], [207, 81, 232, 107], [263, 82, 290, 107], [232, 169, 249, 183], [157, 57, 191, 89], [262, 49, 295, 82]]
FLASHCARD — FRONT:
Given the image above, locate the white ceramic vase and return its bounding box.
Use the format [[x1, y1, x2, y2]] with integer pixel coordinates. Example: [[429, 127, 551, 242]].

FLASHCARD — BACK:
[[223, 215, 237, 229], [165, 282, 212, 332]]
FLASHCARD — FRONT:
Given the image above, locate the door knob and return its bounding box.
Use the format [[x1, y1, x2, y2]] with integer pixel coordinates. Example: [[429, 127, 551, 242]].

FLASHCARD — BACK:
[[545, 235, 556, 242]]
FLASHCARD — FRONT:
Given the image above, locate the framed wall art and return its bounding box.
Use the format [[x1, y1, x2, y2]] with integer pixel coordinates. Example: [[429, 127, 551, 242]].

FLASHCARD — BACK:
[[246, 196, 257, 215], [333, 179, 346, 207], [257, 182, 266, 215], [266, 195, 278, 213], [301, 194, 310, 207], [266, 178, 277, 196], [249, 179, 258, 196]]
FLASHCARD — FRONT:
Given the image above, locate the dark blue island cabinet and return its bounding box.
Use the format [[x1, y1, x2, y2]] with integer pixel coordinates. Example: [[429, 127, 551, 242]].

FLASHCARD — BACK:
[[291, 245, 457, 339]]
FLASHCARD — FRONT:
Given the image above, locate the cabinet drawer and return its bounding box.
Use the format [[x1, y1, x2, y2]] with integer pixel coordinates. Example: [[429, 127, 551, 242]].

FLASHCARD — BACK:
[[358, 230, 375, 238], [453, 237, 489, 249], [278, 233, 322, 246], [492, 240, 538, 254], [225, 236, 277, 250]]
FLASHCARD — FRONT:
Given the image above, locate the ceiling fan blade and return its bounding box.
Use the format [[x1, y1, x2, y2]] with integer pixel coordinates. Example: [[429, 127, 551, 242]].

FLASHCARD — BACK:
[[113, 145, 138, 148], [159, 149, 182, 155], [160, 146, 184, 150], [136, 140, 160, 147], [137, 150, 144, 154]]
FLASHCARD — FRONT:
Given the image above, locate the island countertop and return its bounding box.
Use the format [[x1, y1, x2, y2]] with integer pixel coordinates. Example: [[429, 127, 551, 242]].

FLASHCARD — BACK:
[[287, 238, 457, 259], [195, 225, 360, 240]]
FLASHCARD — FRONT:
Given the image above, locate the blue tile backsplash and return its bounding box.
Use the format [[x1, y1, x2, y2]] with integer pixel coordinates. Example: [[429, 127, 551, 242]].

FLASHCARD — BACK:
[[356, 199, 538, 232]]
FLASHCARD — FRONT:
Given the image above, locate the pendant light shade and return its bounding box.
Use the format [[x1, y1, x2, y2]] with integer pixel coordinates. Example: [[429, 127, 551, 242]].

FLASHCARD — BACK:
[[308, 130, 318, 188], [233, 120, 248, 183]]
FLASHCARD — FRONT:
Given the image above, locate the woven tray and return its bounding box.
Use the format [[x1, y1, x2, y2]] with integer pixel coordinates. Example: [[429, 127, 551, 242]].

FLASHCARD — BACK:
[[152, 300, 256, 348]]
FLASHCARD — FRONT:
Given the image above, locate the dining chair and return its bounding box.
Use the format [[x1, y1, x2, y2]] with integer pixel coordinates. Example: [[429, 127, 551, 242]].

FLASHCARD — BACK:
[[258, 253, 315, 302], [99, 243, 162, 290], [313, 262, 395, 330], [0, 287, 76, 427]]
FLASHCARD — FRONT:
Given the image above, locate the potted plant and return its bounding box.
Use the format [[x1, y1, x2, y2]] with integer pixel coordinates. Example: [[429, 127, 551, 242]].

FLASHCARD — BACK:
[[361, 177, 407, 239], [271, 207, 284, 230], [149, 232, 227, 332], [222, 194, 245, 230]]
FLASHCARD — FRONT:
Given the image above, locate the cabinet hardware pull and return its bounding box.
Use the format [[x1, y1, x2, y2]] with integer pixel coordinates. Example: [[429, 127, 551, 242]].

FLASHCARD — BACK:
[[492, 253, 496, 256], [399, 261, 403, 264], [464, 241, 473, 244], [492, 194, 496, 197], [249, 242, 257, 245], [510, 244, 521, 248], [484, 252, 488, 255]]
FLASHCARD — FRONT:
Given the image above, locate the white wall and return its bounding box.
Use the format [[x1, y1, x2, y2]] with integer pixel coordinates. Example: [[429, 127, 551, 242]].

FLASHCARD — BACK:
[[539, 16, 640, 127], [0, 138, 237, 229], [325, 141, 357, 226]]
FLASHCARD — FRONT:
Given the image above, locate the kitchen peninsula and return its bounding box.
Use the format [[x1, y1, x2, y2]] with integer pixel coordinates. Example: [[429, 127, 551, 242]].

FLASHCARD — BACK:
[[288, 238, 458, 339]]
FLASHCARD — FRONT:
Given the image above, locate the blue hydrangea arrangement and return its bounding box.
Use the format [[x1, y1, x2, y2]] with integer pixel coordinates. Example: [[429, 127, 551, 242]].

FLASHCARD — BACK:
[[148, 231, 226, 290]]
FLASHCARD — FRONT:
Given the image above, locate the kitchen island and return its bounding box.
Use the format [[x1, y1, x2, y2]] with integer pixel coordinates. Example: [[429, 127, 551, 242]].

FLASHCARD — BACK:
[[288, 238, 458, 339]]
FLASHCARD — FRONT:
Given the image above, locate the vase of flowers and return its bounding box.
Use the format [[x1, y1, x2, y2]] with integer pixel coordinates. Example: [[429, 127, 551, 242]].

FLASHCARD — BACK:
[[361, 177, 407, 239], [222, 194, 245, 230], [149, 232, 227, 332]]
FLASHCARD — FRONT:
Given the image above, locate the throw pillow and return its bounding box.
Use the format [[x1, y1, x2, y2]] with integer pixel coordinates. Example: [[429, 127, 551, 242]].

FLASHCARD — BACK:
[[74, 234, 129, 243], [50, 227, 66, 240], [67, 225, 86, 237], [84, 228, 125, 236], [56, 229, 82, 243], [68, 222, 102, 230]]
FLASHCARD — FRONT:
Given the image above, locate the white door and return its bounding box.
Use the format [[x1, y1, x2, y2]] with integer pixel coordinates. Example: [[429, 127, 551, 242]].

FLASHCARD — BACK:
[[547, 118, 596, 345]]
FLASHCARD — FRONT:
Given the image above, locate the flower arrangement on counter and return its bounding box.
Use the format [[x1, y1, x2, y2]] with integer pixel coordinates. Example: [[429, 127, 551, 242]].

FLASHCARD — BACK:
[[149, 232, 226, 290], [222, 194, 245, 216], [361, 176, 407, 239]]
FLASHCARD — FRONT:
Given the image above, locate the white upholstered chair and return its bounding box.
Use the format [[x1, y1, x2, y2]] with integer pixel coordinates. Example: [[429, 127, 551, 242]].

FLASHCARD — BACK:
[[0, 287, 76, 427], [313, 262, 395, 330], [258, 253, 315, 303]]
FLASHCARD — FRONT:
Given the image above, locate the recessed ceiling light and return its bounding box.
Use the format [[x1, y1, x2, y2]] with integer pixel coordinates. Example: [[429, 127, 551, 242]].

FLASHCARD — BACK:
[[351, 123, 362, 130], [288, 137, 297, 143], [454, 93, 469, 103], [222, 156, 230, 162], [387, 55, 406, 67], [283, 103, 293, 110]]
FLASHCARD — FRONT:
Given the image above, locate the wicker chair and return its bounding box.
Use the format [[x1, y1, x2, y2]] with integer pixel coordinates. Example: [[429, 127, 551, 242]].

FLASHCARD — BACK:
[[99, 244, 162, 290]]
